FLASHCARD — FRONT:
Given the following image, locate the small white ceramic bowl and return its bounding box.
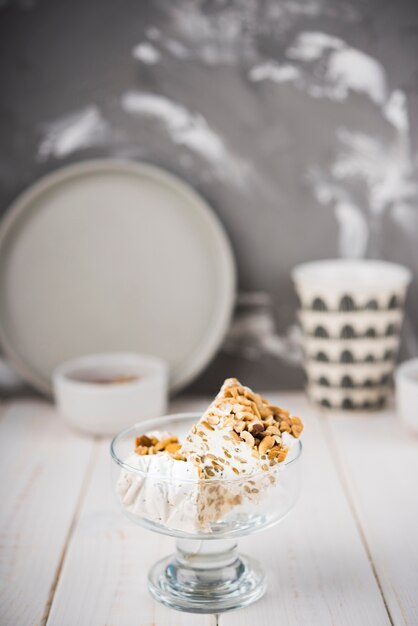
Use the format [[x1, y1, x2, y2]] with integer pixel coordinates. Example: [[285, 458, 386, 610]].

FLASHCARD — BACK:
[[395, 358, 418, 434], [53, 353, 168, 435]]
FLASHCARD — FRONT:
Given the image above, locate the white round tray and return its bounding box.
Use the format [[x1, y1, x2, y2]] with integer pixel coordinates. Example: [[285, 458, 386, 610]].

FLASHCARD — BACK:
[[0, 159, 236, 394]]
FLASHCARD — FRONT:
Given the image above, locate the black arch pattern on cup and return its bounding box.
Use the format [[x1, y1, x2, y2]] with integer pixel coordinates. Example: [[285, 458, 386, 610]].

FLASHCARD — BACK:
[[388, 294, 398, 309], [363, 379, 374, 387], [381, 374, 391, 385], [341, 375, 354, 388], [365, 299, 378, 310], [318, 398, 386, 410], [316, 351, 329, 362], [386, 323, 397, 336], [365, 354, 375, 362], [318, 376, 330, 386], [383, 349, 394, 361], [341, 350, 354, 363], [339, 295, 356, 311], [312, 297, 327, 311], [314, 326, 329, 338], [341, 325, 355, 339], [365, 327, 376, 338]]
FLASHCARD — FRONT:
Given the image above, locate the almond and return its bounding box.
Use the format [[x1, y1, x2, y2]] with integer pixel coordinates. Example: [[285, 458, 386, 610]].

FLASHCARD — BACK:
[[258, 435, 275, 456], [233, 420, 246, 433], [264, 425, 280, 436], [259, 405, 272, 419], [235, 411, 255, 421], [172, 452, 186, 461], [278, 446, 288, 462], [292, 424, 303, 437], [263, 415, 276, 426], [230, 430, 242, 443], [155, 435, 178, 451], [267, 445, 281, 460], [135, 445, 149, 455], [236, 395, 252, 406], [291, 417, 304, 436], [249, 404, 261, 420]]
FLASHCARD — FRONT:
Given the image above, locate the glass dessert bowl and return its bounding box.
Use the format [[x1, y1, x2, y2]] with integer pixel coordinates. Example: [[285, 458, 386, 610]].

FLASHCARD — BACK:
[[110, 379, 303, 614]]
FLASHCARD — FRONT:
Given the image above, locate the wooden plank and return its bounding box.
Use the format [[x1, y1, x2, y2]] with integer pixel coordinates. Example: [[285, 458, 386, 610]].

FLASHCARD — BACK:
[[327, 408, 418, 625], [47, 436, 216, 626], [220, 394, 391, 626], [0, 400, 94, 626]]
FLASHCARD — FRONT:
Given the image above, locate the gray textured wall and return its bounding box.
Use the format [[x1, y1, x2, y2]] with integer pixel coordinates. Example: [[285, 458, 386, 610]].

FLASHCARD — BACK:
[[1, 0, 418, 392]]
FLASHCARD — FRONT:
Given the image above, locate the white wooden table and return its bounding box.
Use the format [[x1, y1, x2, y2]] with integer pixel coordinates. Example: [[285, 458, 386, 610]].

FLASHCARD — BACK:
[[1, 393, 417, 626]]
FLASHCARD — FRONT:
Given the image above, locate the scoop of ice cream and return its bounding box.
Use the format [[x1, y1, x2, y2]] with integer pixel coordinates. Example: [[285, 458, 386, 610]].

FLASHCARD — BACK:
[[117, 445, 201, 533]]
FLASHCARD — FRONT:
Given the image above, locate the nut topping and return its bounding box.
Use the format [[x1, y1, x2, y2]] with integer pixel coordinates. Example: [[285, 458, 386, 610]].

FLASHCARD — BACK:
[[135, 434, 153, 448], [132, 378, 303, 474], [258, 435, 275, 456], [240, 431, 255, 447], [155, 435, 179, 451], [230, 430, 242, 443], [134, 433, 183, 458], [233, 420, 246, 433], [134, 445, 149, 455], [248, 422, 265, 436], [264, 425, 281, 436]]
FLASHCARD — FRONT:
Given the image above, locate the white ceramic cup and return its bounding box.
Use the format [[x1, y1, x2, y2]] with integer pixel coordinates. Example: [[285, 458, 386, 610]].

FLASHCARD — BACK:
[[396, 358, 418, 434], [292, 259, 412, 310], [292, 259, 412, 410], [53, 353, 168, 435]]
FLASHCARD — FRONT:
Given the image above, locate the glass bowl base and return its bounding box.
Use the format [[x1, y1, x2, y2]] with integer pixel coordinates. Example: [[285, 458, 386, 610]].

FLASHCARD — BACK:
[[148, 550, 266, 614]]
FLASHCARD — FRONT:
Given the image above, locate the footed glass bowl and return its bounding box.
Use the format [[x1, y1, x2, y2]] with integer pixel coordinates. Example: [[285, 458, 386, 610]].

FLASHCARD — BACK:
[[110, 413, 302, 614]]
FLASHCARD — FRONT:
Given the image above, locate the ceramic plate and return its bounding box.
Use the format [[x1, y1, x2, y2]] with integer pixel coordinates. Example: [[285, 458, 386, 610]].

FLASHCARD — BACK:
[[0, 159, 235, 394]]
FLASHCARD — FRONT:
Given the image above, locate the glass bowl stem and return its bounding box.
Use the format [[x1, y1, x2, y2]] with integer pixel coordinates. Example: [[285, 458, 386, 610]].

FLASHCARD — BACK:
[[148, 537, 266, 613]]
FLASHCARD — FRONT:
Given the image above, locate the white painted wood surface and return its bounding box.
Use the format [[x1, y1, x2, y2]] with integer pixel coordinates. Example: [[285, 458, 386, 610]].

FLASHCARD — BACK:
[[219, 395, 391, 626], [0, 401, 94, 626], [0, 394, 417, 625], [47, 437, 214, 626], [327, 409, 418, 626]]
